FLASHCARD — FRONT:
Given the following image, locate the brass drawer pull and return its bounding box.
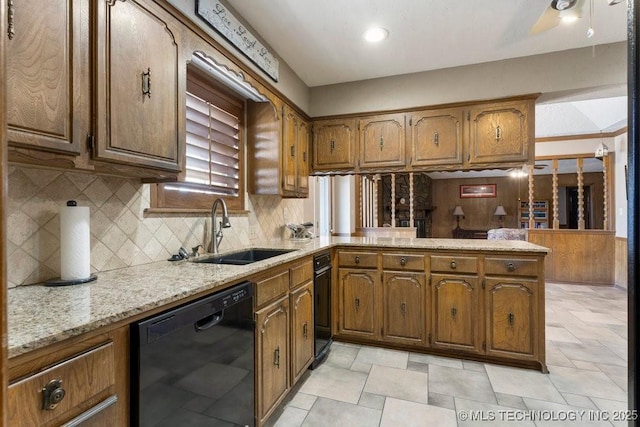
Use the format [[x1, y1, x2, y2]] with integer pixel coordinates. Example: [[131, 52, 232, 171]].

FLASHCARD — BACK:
[[355, 256, 360, 264], [450, 260, 457, 269], [8, 0, 15, 40], [451, 307, 457, 319], [507, 262, 516, 272], [400, 257, 407, 267], [303, 322, 308, 339], [274, 346, 280, 368], [42, 378, 66, 410], [433, 131, 439, 146], [508, 312, 515, 326], [142, 68, 151, 98], [330, 139, 335, 153], [355, 297, 360, 310], [400, 302, 406, 315]]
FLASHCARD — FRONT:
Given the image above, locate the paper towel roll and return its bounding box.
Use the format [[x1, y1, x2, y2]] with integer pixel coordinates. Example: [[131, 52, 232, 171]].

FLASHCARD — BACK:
[[60, 201, 91, 281]]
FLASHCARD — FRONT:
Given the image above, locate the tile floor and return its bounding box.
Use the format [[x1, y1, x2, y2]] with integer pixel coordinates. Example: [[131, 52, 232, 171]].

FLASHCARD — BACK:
[[269, 283, 629, 426]]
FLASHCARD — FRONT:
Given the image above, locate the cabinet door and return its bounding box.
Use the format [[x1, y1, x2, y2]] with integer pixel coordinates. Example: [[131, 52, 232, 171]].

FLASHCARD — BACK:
[[431, 274, 481, 353], [338, 268, 378, 338], [94, 0, 183, 171], [6, 0, 89, 154], [256, 297, 289, 423], [382, 272, 426, 345], [467, 100, 533, 165], [409, 108, 463, 167], [312, 119, 357, 171], [359, 114, 405, 168], [485, 278, 538, 359], [282, 106, 299, 194], [290, 281, 314, 384], [296, 118, 310, 195]]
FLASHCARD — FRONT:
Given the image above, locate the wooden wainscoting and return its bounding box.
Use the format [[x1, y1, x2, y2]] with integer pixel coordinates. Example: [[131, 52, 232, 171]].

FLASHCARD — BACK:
[[527, 229, 615, 286], [615, 237, 628, 288]]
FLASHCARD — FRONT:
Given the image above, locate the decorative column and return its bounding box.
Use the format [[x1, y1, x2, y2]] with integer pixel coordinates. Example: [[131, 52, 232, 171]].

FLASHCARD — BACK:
[[577, 158, 585, 230], [390, 173, 396, 228], [528, 165, 535, 229], [373, 174, 379, 227], [603, 156, 609, 230], [359, 176, 365, 227], [409, 172, 414, 227], [552, 159, 560, 229]]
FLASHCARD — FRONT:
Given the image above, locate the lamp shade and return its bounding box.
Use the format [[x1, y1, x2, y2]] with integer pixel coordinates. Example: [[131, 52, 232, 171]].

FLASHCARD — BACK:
[[494, 205, 507, 216], [453, 206, 464, 217]]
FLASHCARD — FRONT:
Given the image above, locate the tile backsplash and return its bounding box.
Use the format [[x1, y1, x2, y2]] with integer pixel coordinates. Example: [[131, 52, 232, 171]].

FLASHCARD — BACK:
[[7, 165, 305, 288]]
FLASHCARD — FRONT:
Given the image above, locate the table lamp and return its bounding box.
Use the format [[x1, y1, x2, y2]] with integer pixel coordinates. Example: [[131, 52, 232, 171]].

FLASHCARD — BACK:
[[494, 205, 507, 228], [453, 206, 465, 229]]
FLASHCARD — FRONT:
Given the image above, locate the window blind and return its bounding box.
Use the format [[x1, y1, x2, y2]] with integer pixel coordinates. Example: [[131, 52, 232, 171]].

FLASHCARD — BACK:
[[183, 91, 240, 196]]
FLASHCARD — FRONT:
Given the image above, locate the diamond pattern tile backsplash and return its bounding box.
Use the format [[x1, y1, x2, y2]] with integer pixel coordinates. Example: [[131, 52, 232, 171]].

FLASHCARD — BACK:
[[6, 165, 305, 288]]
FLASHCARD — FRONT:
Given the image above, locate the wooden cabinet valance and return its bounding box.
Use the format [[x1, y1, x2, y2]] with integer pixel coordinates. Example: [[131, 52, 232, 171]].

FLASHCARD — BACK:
[[311, 95, 538, 174]]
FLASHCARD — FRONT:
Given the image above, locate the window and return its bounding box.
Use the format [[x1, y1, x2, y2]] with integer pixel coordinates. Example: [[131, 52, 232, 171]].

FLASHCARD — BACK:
[[152, 66, 245, 211]]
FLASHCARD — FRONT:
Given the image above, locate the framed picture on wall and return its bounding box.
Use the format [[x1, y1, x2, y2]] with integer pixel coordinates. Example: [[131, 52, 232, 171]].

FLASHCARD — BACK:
[[460, 184, 496, 198]]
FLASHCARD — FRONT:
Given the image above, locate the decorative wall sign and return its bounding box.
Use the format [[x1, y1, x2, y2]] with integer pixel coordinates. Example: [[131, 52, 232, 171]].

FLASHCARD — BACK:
[[460, 184, 497, 198], [196, 0, 280, 82]]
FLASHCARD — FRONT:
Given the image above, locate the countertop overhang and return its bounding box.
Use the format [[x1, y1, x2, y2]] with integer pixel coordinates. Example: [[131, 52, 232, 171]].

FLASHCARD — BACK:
[[7, 236, 548, 358]]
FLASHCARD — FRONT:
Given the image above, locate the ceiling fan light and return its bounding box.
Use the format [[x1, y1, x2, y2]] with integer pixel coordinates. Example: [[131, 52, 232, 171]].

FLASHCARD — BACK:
[[555, 0, 573, 10]]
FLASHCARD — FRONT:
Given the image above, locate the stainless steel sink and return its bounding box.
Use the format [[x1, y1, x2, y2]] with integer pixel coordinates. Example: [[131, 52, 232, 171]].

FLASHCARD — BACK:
[[192, 248, 297, 265]]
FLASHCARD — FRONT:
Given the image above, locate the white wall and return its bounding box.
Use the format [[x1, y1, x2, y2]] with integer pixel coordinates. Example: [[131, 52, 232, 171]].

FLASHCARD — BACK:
[[310, 42, 626, 117]]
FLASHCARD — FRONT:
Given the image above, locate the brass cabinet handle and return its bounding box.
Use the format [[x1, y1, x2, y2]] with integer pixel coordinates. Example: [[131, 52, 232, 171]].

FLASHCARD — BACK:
[[451, 306, 457, 319], [434, 131, 439, 146], [274, 346, 280, 368], [400, 257, 407, 267], [303, 322, 308, 339], [355, 297, 360, 310], [507, 262, 515, 272], [290, 145, 295, 157], [303, 151, 307, 162], [355, 256, 360, 264], [330, 139, 335, 153], [7, 0, 15, 39], [42, 379, 66, 410], [495, 125, 502, 142], [508, 312, 515, 326], [142, 68, 151, 98], [400, 302, 406, 315], [379, 136, 384, 151], [450, 260, 457, 269]]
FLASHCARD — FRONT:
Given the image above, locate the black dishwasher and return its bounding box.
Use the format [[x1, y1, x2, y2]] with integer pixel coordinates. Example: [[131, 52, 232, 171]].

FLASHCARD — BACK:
[[131, 281, 254, 427], [311, 252, 332, 368]]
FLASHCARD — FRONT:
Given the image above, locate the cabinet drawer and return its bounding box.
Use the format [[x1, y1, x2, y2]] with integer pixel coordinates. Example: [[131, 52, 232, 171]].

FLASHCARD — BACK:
[[338, 251, 377, 268], [382, 253, 425, 271], [290, 259, 313, 289], [430, 255, 478, 273], [255, 270, 290, 307], [485, 257, 539, 277], [8, 342, 115, 427]]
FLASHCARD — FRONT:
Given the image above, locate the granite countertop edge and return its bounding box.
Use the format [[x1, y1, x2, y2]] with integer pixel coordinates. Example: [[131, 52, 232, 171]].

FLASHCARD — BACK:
[[7, 236, 549, 358]]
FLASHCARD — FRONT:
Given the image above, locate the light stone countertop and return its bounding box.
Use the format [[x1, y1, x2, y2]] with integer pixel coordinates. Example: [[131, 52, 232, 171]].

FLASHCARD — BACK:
[[7, 236, 548, 358]]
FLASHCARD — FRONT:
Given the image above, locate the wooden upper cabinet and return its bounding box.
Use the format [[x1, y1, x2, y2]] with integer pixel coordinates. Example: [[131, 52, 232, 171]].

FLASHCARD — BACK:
[[248, 100, 308, 198], [282, 105, 309, 196], [409, 108, 463, 167], [94, 0, 183, 172], [467, 99, 534, 166], [359, 113, 406, 169], [312, 118, 357, 171], [6, 0, 90, 154]]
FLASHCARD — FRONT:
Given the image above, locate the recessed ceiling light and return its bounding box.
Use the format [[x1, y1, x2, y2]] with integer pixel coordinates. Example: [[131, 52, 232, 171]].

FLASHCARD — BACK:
[[363, 27, 388, 43]]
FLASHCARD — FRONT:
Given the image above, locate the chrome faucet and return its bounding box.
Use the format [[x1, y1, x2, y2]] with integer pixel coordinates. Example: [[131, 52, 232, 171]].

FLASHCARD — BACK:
[[210, 198, 231, 254]]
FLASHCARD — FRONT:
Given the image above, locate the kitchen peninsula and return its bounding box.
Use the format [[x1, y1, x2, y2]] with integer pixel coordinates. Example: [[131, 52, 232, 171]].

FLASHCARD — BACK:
[[7, 236, 548, 426]]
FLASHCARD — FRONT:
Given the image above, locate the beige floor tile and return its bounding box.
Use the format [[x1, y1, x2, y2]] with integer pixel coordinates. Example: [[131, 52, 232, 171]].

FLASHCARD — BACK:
[[428, 392, 455, 410], [298, 365, 367, 404], [302, 397, 381, 427], [354, 346, 408, 369], [546, 325, 581, 343], [408, 352, 464, 369], [273, 406, 308, 427], [363, 365, 428, 404], [522, 397, 613, 427], [287, 392, 317, 410], [495, 392, 527, 409], [429, 364, 497, 404], [358, 392, 385, 410], [380, 397, 457, 427], [485, 364, 565, 404], [323, 344, 359, 369], [558, 342, 626, 367], [548, 365, 627, 402], [590, 397, 629, 427]]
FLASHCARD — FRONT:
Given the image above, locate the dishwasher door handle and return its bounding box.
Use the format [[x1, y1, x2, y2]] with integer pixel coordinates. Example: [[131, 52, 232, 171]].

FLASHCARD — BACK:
[[194, 311, 224, 331]]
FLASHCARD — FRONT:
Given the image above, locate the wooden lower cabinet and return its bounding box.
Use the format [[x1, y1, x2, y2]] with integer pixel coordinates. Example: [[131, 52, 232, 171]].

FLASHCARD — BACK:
[[485, 278, 539, 360], [431, 274, 481, 353], [7, 327, 128, 427], [256, 296, 290, 424], [290, 281, 314, 384], [382, 271, 426, 345], [338, 268, 379, 339]]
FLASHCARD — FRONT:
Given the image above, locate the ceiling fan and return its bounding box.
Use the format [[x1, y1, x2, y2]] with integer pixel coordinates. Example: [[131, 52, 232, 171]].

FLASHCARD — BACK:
[[530, 0, 625, 35]]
